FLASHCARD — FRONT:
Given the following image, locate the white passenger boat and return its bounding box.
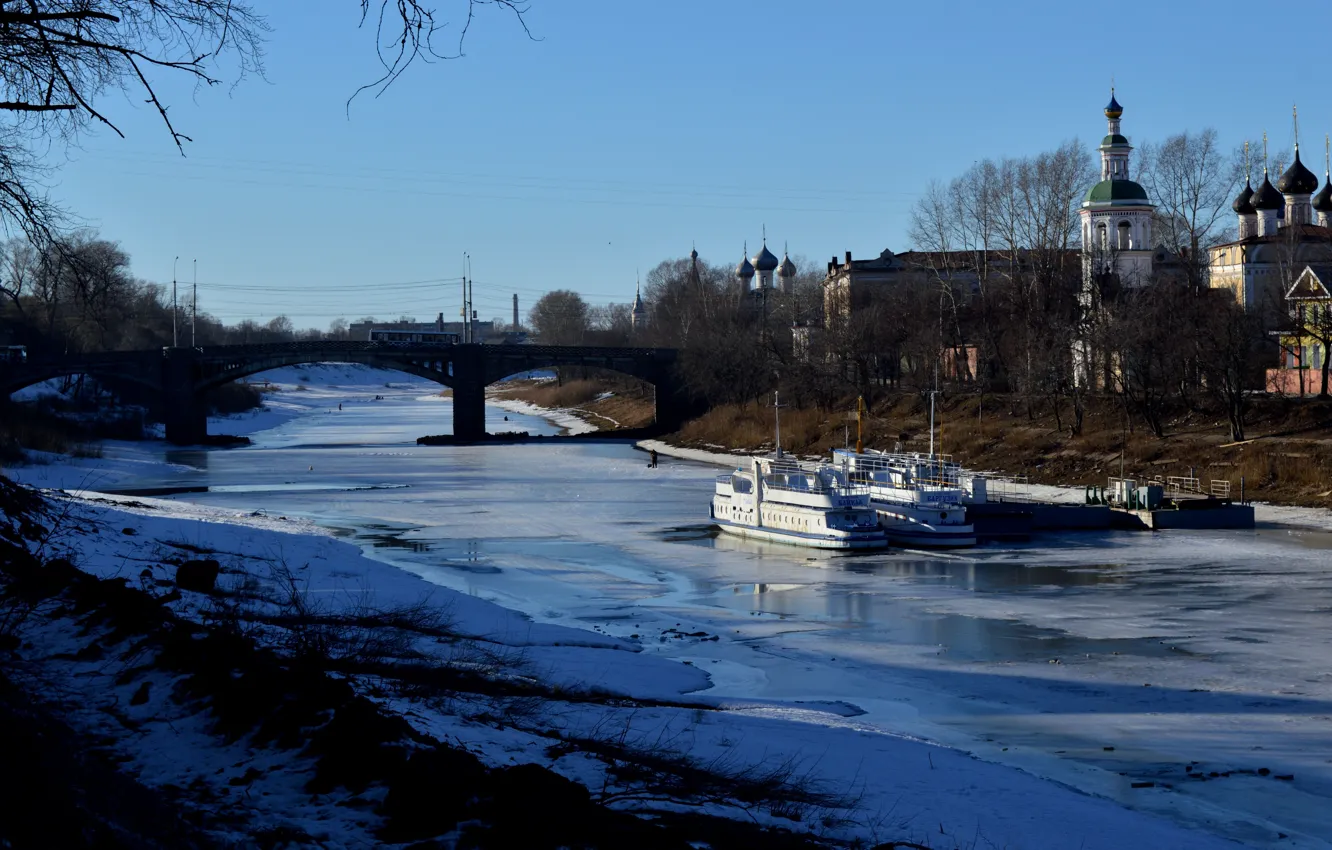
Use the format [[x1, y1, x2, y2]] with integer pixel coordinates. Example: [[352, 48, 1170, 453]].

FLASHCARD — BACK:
[[832, 449, 977, 548], [711, 456, 887, 550]]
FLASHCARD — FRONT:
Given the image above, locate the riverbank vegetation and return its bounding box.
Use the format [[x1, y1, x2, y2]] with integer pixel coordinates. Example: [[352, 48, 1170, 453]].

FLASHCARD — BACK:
[[490, 373, 656, 430], [674, 391, 1332, 509]]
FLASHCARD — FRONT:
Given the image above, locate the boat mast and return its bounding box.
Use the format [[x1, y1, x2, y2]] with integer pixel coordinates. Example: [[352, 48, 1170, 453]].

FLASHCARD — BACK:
[[928, 390, 936, 459], [856, 395, 864, 454]]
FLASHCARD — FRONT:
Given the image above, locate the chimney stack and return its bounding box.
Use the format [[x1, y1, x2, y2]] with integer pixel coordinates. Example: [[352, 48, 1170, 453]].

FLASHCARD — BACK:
[[845, 251, 852, 264], [512, 293, 519, 330]]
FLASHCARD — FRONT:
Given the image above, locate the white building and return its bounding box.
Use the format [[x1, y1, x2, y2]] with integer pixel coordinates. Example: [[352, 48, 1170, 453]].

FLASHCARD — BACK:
[[1080, 91, 1155, 288]]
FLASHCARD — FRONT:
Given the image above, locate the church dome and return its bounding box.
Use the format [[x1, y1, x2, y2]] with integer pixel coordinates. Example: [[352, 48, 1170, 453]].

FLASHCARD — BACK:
[[751, 243, 780, 273], [1104, 91, 1123, 119], [1314, 178, 1332, 213], [778, 254, 796, 278], [1232, 180, 1255, 214], [1251, 174, 1284, 210], [690, 247, 699, 261], [1083, 179, 1150, 205], [1277, 148, 1319, 195], [736, 254, 755, 279]]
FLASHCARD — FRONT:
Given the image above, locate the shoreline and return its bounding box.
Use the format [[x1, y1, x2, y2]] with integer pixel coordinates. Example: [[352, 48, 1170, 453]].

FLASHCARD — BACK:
[[636, 437, 1332, 532]]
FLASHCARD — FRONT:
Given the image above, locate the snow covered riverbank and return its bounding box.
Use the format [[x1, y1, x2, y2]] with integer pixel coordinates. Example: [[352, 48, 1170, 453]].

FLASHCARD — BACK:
[[5, 483, 1241, 849]]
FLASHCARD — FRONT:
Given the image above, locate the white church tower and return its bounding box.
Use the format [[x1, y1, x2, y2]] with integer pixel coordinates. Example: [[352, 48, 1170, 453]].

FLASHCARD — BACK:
[[1080, 90, 1155, 288]]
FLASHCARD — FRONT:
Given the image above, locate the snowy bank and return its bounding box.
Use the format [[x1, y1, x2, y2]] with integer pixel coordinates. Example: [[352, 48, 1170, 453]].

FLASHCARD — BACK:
[[1, 481, 1242, 849]]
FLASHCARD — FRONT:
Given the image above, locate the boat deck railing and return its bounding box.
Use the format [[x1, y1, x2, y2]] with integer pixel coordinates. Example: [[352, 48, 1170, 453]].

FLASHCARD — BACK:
[[972, 473, 1032, 502]]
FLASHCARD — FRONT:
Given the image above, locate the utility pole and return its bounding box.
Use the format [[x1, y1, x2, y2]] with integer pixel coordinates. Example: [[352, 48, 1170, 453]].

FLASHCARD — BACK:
[[467, 255, 475, 342], [461, 252, 469, 343], [172, 256, 179, 347], [192, 259, 197, 348], [512, 293, 518, 331]]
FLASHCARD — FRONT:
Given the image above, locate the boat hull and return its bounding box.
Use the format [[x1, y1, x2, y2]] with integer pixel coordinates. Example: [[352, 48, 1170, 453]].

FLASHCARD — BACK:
[[712, 519, 887, 550], [873, 509, 977, 548]]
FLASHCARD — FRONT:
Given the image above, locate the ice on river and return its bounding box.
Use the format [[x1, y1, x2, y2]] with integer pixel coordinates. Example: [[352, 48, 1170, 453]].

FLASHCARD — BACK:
[[12, 367, 1332, 848]]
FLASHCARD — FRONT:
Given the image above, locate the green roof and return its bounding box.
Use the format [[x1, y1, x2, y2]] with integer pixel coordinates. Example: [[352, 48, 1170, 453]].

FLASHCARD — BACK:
[[1100, 134, 1129, 146], [1084, 179, 1151, 205]]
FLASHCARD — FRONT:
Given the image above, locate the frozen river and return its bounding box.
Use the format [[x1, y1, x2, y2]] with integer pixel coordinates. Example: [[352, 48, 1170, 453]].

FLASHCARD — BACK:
[[89, 383, 1332, 847]]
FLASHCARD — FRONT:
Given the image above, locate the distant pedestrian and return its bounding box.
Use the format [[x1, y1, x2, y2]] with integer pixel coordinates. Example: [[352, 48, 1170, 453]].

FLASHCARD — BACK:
[[649, 449, 658, 468]]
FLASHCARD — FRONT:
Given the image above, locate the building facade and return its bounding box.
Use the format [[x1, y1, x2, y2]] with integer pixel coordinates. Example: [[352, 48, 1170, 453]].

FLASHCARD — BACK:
[[1079, 91, 1155, 289], [1209, 144, 1332, 317]]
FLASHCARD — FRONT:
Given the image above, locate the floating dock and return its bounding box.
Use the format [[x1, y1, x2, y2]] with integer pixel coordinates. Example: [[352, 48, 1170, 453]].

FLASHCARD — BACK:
[[1093, 477, 1256, 531]]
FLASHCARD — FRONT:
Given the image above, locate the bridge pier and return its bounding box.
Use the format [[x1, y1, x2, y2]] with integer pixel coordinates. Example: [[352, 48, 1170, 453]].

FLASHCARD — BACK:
[[450, 345, 487, 442], [651, 375, 702, 435], [164, 397, 208, 445], [162, 348, 209, 446]]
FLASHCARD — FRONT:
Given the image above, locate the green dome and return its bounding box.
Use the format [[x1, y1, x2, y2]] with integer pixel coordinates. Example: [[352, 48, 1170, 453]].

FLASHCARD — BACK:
[[1101, 134, 1129, 146], [1084, 179, 1150, 205]]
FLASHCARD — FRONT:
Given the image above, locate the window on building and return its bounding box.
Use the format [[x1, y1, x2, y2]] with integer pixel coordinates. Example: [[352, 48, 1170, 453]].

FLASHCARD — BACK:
[[1118, 221, 1132, 250]]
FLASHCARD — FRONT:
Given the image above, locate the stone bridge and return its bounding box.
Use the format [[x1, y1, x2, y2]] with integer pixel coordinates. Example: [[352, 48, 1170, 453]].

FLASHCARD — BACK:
[[0, 342, 690, 444]]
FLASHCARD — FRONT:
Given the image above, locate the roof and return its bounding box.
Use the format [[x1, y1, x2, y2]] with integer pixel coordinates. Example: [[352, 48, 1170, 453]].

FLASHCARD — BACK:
[[751, 243, 780, 272], [1251, 174, 1283, 210], [1287, 265, 1332, 300], [1083, 179, 1151, 205], [1277, 148, 1319, 195], [778, 254, 797, 277], [1209, 223, 1332, 252], [1105, 92, 1122, 119], [1100, 134, 1129, 146], [1314, 178, 1332, 213], [1233, 180, 1255, 214]]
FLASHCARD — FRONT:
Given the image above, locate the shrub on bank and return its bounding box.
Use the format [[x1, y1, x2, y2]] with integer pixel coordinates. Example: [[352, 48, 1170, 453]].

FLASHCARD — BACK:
[[207, 381, 266, 416]]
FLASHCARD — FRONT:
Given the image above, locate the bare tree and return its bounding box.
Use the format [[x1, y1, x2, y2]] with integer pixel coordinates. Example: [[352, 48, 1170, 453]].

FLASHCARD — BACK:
[[0, 2, 534, 240], [1138, 129, 1241, 289]]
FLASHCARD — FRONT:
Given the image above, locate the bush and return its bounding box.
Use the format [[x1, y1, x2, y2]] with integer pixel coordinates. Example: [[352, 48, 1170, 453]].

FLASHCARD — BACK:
[[207, 381, 265, 415]]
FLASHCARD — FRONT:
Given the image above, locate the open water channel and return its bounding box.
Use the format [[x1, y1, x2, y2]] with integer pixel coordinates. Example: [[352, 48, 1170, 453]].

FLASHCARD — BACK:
[[93, 385, 1332, 847]]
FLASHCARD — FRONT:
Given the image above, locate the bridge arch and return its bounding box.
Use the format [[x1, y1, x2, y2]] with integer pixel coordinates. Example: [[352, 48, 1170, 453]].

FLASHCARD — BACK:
[[193, 353, 456, 394]]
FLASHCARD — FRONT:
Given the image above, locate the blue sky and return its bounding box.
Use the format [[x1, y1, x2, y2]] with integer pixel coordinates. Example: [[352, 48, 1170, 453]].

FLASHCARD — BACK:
[[54, 0, 1332, 330]]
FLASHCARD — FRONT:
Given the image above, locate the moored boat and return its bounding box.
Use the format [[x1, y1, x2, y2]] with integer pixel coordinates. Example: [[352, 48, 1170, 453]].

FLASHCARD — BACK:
[[833, 449, 977, 548], [711, 456, 887, 550]]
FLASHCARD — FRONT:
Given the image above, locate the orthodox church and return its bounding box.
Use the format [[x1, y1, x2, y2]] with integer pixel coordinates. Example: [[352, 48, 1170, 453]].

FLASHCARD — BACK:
[[1210, 129, 1332, 317], [735, 237, 797, 297], [1080, 91, 1156, 287]]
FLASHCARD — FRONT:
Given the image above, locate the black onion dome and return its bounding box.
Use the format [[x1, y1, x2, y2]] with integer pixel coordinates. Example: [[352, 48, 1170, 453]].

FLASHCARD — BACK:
[[1314, 178, 1332, 213], [751, 243, 780, 273], [1251, 174, 1284, 210], [1232, 179, 1255, 214], [1277, 148, 1319, 195], [1105, 91, 1123, 118], [736, 254, 755, 278]]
